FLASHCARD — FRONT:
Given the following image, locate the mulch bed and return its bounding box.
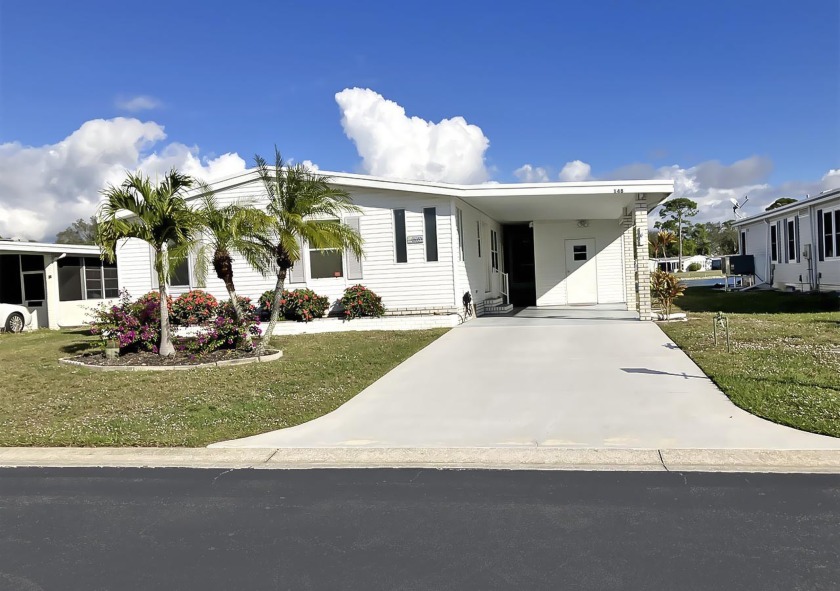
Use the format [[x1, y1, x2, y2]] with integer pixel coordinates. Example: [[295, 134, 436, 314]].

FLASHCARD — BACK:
[[68, 348, 278, 367]]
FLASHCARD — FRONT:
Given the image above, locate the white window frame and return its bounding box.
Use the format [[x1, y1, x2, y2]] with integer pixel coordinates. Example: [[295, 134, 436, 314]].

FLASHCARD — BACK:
[[307, 218, 345, 279], [83, 258, 120, 299], [490, 228, 499, 272], [770, 223, 779, 263], [456, 207, 464, 261], [823, 207, 840, 260]]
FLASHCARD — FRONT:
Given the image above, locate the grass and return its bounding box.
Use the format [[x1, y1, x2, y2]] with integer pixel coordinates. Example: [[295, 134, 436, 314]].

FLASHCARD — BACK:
[[659, 287, 840, 438], [0, 328, 448, 447]]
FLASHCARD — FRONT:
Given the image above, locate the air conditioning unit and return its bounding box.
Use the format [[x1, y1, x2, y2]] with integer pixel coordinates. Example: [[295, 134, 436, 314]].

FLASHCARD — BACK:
[[802, 244, 812, 260]]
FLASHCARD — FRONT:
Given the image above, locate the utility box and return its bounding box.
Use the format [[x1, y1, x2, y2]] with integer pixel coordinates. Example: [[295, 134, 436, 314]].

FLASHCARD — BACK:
[[723, 255, 755, 275]]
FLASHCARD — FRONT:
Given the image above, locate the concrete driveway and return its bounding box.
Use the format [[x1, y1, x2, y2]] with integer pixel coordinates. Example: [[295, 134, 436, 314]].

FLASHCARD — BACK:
[[213, 307, 840, 450]]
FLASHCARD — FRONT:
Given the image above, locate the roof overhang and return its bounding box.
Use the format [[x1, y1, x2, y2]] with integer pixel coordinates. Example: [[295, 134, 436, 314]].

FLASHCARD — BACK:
[[175, 168, 675, 223], [0, 241, 103, 256]]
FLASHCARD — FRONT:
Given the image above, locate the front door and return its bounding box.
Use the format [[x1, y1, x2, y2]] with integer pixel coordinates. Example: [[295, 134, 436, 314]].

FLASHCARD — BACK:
[[565, 238, 597, 305]]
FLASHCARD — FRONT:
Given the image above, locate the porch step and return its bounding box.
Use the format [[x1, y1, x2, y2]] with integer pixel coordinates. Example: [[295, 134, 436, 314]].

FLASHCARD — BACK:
[[483, 297, 504, 307], [483, 303, 513, 315]]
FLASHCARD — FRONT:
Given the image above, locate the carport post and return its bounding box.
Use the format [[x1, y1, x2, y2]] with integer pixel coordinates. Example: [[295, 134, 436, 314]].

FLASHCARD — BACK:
[[621, 213, 636, 312], [634, 195, 652, 321]]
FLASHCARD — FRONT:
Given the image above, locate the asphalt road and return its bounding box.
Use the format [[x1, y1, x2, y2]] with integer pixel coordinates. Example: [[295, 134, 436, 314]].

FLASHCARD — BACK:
[[0, 468, 838, 591]]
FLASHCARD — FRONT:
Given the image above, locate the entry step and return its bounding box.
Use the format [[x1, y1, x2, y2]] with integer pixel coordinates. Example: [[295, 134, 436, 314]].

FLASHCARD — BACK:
[[482, 303, 513, 315]]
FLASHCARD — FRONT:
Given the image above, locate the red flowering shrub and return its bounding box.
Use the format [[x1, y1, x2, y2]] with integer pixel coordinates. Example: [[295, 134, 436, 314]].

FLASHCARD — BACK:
[[261, 288, 329, 322], [218, 296, 259, 323], [171, 290, 218, 326], [341, 285, 385, 319]]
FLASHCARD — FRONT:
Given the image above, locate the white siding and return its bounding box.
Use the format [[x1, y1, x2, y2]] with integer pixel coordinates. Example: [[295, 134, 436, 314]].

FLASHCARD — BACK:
[[533, 220, 625, 306], [116, 179, 458, 312], [451, 197, 504, 307]]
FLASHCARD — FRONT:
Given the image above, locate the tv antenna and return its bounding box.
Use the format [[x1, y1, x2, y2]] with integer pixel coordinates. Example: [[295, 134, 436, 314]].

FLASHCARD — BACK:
[[729, 195, 749, 220]]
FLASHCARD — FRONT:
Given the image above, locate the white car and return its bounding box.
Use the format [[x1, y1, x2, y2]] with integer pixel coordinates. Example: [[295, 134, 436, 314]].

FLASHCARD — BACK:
[[0, 303, 33, 333]]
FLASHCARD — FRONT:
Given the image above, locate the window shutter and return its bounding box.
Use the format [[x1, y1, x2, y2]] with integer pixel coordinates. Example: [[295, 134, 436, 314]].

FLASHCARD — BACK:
[[345, 216, 363, 280], [817, 210, 824, 261], [149, 245, 159, 289], [795, 217, 801, 263], [288, 238, 306, 283]]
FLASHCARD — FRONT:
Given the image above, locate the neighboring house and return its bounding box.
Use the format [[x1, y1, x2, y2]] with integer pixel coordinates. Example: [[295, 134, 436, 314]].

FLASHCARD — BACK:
[[734, 187, 840, 292], [650, 255, 709, 273], [0, 240, 117, 329], [115, 170, 675, 320]]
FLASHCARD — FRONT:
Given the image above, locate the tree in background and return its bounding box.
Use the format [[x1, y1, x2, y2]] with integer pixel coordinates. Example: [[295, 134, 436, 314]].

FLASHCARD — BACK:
[[687, 223, 711, 256], [251, 149, 364, 355], [649, 230, 677, 259], [56, 216, 98, 244], [765, 197, 798, 211], [657, 197, 698, 270], [97, 170, 201, 356]]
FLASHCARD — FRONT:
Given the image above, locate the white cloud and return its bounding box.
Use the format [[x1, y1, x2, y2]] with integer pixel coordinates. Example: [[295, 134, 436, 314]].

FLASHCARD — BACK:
[[0, 117, 247, 241], [335, 87, 490, 184], [514, 164, 549, 182], [115, 95, 163, 112], [558, 160, 593, 182]]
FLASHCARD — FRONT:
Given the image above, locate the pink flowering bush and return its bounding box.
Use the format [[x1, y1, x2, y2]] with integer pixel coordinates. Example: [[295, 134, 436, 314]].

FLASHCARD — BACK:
[[260, 288, 329, 322], [89, 291, 163, 353], [341, 285, 385, 319], [176, 309, 262, 354], [171, 290, 218, 326]]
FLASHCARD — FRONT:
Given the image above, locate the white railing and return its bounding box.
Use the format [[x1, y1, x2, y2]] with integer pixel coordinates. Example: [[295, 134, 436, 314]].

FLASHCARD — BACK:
[[500, 272, 509, 302]]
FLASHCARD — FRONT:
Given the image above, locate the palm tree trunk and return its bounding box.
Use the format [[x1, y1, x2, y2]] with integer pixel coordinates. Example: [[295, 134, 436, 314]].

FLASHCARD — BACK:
[[223, 280, 252, 347], [678, 213, 683, 272], [256, 269, 285, 355], [157, 257, 176, 357]]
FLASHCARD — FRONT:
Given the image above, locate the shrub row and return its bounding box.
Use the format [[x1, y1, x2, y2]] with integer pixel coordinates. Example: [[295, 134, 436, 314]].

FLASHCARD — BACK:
[[259, 284, 385, 322]]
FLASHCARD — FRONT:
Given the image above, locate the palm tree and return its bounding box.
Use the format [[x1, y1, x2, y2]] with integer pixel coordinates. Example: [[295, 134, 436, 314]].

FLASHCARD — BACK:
[[192, 183, 273, 323], [252, 149, 363, 354], [650, 230, 677, 260], [97, 169, 200, 356]]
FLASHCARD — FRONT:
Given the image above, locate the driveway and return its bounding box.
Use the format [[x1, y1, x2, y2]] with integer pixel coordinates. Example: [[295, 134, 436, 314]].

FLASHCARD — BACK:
[[213, 307, 840, 449]]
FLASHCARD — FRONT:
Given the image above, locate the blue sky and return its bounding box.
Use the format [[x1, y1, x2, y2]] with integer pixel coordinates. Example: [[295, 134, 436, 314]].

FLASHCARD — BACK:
[[0, 0, 838, 239]]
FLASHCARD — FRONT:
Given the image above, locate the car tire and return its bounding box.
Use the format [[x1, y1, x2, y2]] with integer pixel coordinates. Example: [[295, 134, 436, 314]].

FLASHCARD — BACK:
[[5, 312, 25, 333]]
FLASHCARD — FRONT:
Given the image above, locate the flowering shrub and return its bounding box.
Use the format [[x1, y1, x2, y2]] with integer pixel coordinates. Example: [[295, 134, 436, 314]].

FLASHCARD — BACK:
[[132, 291, 172, 326], [177, 313, 262, 354], [219, 295, 259, 323], [89, 291, 163, 353], [262, 288, 329, 322], [171, 290, 218, 326], [341, 285, 385, 319]]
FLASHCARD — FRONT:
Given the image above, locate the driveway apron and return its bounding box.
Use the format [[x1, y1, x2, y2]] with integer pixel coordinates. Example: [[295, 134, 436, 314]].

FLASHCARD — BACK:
[[213, 308, 840, 449]]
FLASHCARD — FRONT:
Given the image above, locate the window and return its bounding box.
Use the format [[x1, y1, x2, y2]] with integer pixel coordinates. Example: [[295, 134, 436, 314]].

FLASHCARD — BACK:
[[787, 219, 797, 262], [455, 208, 464, 261], [490, 229, 499, 271], [476, 221, 482, 257], [169, 257, 191, 287], [770, 223, 778, 262], [394, 209, 407, 263], [423, 207, 438, 262], [573, 244, 587, 261], [740, 231, 746, 255], [824, 210, 835, 259], [56, 256, 119, 302], [309, 249, 343, 278]]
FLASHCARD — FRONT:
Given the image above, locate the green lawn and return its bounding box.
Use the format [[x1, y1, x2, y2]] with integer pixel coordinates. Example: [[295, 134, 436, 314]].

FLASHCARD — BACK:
[[674, 270, 724, 279], [0, 328, 448, 447], [659, 288, 840, 438]]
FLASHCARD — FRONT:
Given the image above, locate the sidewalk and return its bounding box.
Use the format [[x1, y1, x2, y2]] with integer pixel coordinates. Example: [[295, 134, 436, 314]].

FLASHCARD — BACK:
[[1, 447, 839, 473]]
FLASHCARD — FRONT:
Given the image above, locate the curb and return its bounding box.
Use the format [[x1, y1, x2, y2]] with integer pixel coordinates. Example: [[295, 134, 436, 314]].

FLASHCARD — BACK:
[[0, 447, 838, 473], [58, 350, 283, 372]]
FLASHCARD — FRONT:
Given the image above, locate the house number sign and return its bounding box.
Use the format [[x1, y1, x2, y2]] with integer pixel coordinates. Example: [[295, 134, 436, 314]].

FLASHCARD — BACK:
[[407, 235, 424, 244]]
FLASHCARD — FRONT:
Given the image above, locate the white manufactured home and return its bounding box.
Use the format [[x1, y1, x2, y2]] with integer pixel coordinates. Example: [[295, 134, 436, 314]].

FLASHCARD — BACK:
[[0, 240, 118, 329], [734, 187, 840, 292], [116, 170, 675, 321]]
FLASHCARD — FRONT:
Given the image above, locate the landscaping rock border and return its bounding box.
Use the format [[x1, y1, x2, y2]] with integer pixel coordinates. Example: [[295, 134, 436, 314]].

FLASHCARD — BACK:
[[58, 349, 283, 372]]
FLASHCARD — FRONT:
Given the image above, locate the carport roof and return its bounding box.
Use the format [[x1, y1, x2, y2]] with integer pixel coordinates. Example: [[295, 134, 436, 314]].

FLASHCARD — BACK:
[[0, 240, 103, 256]]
